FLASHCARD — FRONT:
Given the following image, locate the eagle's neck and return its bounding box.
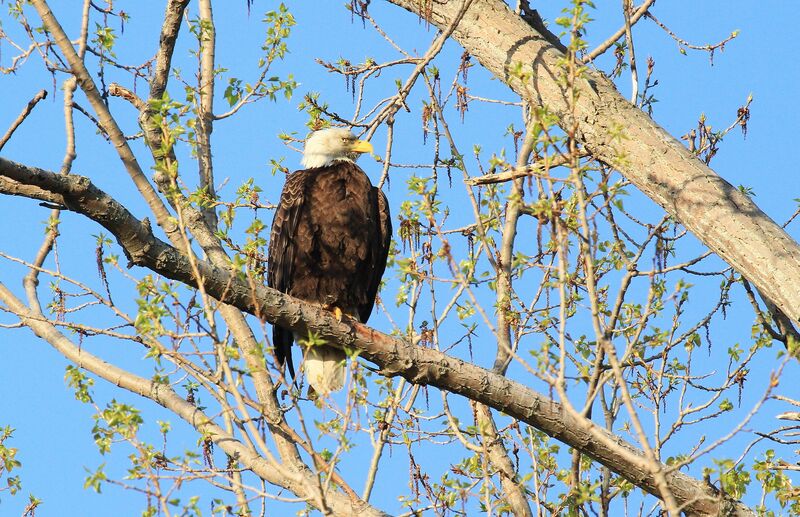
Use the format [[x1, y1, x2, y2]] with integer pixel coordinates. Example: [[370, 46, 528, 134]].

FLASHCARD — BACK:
[[301, 155, 354, 169]]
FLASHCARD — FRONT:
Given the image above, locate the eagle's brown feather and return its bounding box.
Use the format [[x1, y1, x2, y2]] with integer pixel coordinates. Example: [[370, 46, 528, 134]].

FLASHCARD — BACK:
[[267, 160, 391, 385]]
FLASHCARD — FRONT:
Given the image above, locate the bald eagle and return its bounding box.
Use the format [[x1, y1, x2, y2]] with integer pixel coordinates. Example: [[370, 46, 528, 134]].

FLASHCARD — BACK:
[[268, 128, 392, 394]]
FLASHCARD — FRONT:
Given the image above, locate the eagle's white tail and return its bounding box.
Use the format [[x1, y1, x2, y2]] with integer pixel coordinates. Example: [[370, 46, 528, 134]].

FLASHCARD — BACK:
[[303, 345, 346, 395]]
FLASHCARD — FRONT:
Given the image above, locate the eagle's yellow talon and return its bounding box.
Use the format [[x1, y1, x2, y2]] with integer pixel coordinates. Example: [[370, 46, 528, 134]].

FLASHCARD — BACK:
[[332, 306, 344, 322]]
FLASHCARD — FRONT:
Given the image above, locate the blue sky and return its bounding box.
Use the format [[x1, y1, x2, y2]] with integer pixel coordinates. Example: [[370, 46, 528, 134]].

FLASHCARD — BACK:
[[1, 1, 799, 515]]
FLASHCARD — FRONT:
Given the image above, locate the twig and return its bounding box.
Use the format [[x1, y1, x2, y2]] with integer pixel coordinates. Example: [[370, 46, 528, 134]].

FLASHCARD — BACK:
[[0, 89, 48, 152], [584, 0, 656, 63], [646, 12, 738, 55], [71, 101, 110, 140], [468, 151, 584, 186]]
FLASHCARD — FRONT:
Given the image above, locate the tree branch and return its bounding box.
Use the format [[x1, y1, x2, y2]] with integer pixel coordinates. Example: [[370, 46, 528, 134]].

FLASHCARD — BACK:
[[0, 156, 756, 516], [467, 151, 581, 186], [196, 0, 219, 227], [150, 0, 190, 101], [0, 89, 48, 152], [584, 0, 656, 62]]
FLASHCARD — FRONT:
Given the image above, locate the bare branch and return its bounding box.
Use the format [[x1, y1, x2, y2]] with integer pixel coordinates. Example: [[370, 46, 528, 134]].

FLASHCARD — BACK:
[[196, 0, 218, 227], [584, 0, 656, 62], [468, 152, 582, 186], [0, 89, 48, 152], [150, 0, 191, 101], [109, 82, 146, 111]]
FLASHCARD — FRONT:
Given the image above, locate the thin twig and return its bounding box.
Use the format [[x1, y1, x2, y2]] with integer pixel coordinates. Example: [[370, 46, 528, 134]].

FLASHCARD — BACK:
[[468, 151, 584, 186], [0, 89, 48, 152], [584, 0, 656, 63]]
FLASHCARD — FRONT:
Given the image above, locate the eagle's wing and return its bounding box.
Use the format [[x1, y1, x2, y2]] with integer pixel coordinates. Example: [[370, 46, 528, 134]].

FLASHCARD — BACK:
[[359, 187, 392, 323], [267, 170, 308, 378]]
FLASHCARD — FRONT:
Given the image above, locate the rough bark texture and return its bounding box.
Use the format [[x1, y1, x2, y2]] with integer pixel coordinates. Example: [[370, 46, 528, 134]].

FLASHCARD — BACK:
[[0, 157, 755, 516], [386, 0, 800, 325]]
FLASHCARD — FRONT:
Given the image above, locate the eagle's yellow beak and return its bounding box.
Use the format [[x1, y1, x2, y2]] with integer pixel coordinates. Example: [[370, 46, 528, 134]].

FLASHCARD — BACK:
[[350, 139, 374, 154]]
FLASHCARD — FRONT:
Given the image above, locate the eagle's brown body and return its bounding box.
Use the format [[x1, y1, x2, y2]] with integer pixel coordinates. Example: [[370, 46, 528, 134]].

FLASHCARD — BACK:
[[268, 160, 391, 386]]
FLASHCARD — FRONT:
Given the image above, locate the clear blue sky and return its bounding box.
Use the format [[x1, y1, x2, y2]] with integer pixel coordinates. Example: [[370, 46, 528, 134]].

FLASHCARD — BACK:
[[0, 1, 798, 514]]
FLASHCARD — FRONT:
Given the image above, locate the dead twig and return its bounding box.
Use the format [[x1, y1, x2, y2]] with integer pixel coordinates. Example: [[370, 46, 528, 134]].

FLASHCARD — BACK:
[[0, 89, 48, 152]]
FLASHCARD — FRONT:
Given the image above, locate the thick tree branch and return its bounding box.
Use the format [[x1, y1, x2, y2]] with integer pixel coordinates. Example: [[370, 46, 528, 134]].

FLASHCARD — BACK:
[[150, 0, 190, 101], [385, 0, 800, 326], [196, 0, 219, 227], [0, 156, 755, 516]]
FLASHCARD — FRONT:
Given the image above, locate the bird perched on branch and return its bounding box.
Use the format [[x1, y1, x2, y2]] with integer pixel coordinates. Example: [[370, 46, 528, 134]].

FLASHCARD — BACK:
[[268, 128, 392, 395]]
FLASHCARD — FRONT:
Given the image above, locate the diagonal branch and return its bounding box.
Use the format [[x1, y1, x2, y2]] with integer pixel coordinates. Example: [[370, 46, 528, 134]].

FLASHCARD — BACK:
[[0, 156, 756, 517], [150, 0, 190, 101], [0, 89, 48, 152]]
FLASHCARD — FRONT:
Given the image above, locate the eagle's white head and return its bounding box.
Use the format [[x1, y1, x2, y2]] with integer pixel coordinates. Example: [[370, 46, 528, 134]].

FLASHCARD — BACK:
[[301, 128, 374, 169]]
